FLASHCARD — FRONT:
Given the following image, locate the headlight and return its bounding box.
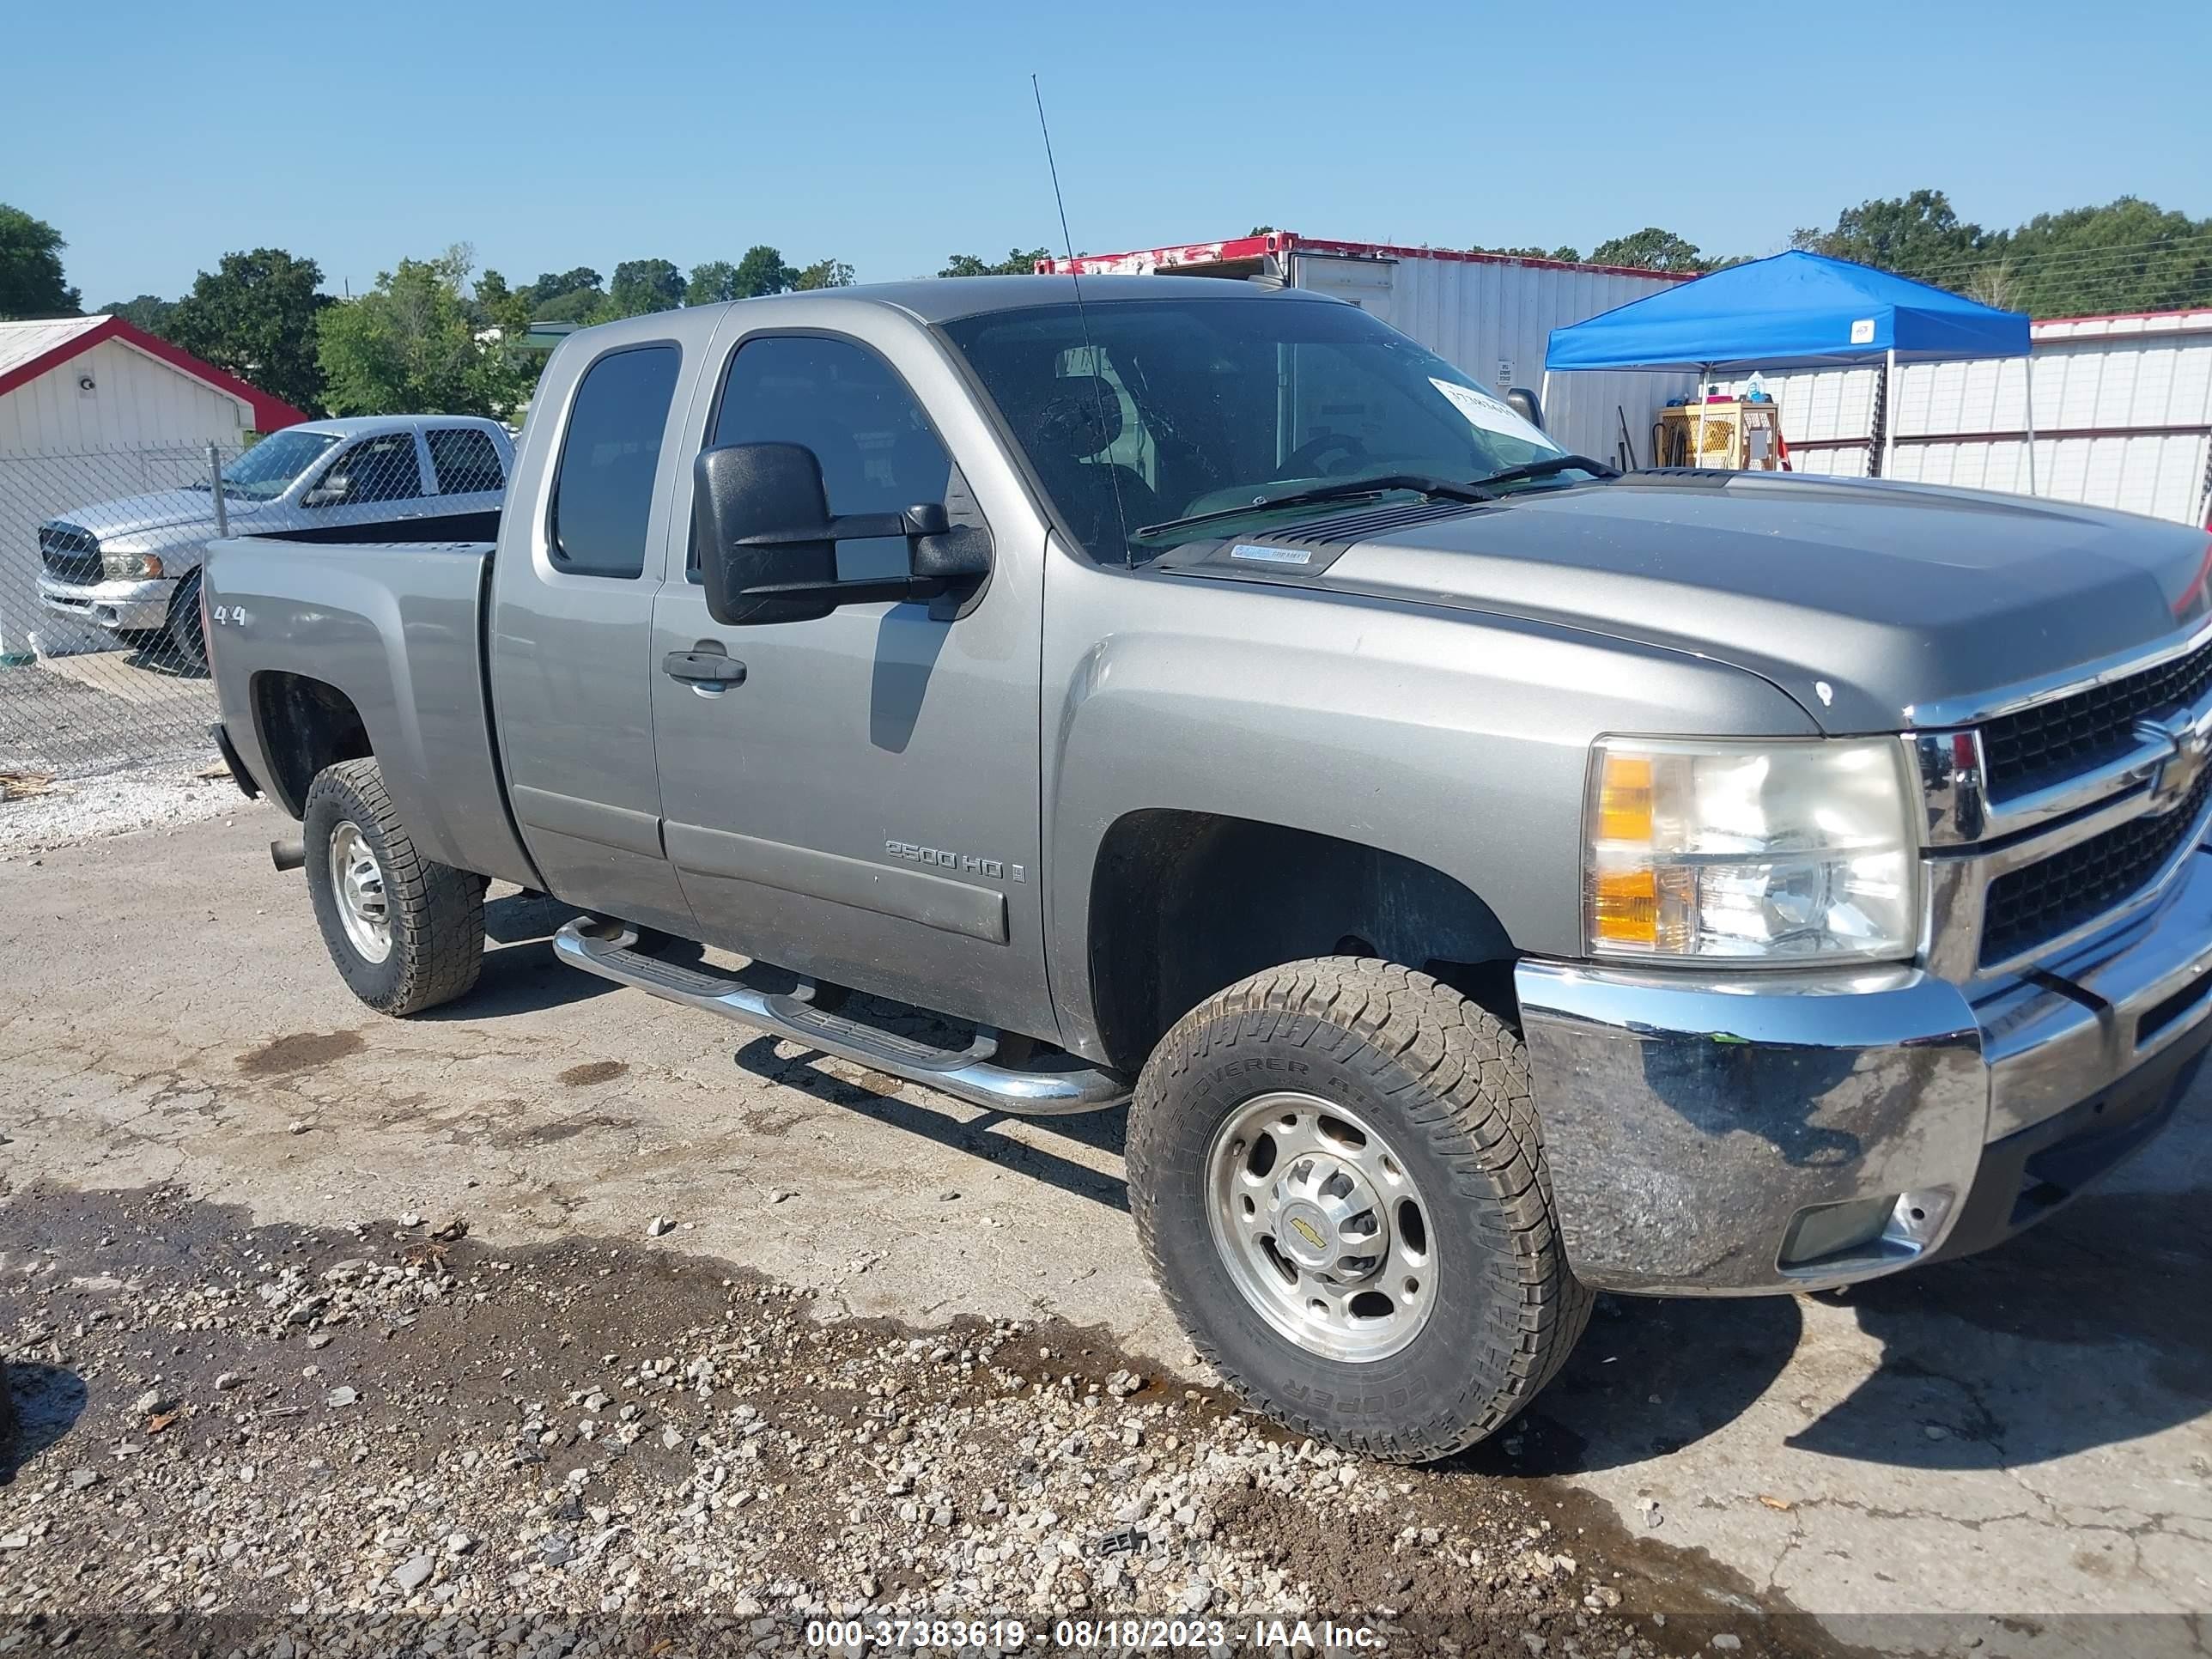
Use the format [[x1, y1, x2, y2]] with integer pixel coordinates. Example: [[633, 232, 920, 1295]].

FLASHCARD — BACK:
[[1583, 737, 1919, 963], [100, 550, 164, 580]]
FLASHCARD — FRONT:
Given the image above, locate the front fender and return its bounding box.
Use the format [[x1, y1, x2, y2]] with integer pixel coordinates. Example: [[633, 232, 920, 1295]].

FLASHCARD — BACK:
[[1039, 558, 1820, 1063]]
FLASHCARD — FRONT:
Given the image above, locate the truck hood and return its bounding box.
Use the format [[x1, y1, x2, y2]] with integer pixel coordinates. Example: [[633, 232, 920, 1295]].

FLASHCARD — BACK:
[[1264, 472, 2212, 732], [47, 488, 276, 540]]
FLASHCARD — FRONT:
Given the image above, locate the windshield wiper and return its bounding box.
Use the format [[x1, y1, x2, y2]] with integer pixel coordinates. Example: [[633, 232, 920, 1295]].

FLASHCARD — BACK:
[[1466, 454, 1619, 491], [1133, 474, 1498, 541]]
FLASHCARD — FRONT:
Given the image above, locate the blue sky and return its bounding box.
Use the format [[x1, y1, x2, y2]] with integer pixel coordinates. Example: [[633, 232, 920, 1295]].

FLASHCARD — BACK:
[[11, 0, 2209, 306]]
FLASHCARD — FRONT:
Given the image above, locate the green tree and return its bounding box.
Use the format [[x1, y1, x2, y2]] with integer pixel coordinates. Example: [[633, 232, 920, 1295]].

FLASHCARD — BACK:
[[939, 247, 1051, 277], [608, 258, 686, 317], [792, 257, 854, 290], [686, 259, 743, 304], [0, 204, 82, 318], [1589, 228, 1711, 272], [531, 287, 605, 325], [525, 266, 602, 316], [100, 295, 177, 337], [317, 245, 527, 418], [732, 245, 799, 298], [1995, 198, 2212, 318], [167, 248, 330, 414], [1475, 243, 1583, 263], [473, 267, 550, 406], [1790, 189, 1989, 280]]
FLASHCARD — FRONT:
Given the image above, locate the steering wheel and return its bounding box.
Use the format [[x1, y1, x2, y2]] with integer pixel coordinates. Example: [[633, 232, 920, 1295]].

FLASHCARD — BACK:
[[1273, 433, 1370, 480]]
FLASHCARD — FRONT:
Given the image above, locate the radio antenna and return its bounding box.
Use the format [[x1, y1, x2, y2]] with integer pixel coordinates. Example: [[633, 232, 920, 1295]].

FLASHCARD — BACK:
[[1032, 73, 1131, 566]]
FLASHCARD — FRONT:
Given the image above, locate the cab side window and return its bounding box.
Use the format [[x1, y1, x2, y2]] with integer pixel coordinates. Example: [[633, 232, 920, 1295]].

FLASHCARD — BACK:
[[321, 431, 422, 504], [703, 335, 963, 582], [550, 343, 681, 579]]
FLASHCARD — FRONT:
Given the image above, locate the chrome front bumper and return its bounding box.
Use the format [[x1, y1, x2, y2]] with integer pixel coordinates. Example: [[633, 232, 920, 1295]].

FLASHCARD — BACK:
[[37, 573, 175, 634], [1516, 843, 2212, 1296]]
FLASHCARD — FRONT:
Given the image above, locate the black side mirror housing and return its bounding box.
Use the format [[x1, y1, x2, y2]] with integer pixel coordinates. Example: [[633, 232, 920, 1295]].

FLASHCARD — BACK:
[[695, 441, 993, 627], [1504, 386, 1546, 432], [695, 443, 840, 626]]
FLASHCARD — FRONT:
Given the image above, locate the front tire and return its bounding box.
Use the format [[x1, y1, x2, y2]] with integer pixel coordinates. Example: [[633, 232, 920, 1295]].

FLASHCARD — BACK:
[[303, 757, 483, 1015], [163, 568, 206, 674], [1127, 957, 1591, 1462]]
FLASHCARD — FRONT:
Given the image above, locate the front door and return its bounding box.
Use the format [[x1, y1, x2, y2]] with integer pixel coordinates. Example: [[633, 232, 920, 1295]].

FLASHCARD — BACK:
[[296, 428, 434, 531], [650, 316, 1055, 1039]]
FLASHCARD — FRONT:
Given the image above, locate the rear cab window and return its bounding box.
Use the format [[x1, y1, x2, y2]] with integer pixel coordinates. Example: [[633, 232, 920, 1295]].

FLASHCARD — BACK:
[[550, 344, 683, 578], [427, 427, 507, 495]]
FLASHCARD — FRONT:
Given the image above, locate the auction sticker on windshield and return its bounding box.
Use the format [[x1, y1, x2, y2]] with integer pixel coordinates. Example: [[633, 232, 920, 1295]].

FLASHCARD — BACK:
[[1429, 378, 1551, 447]]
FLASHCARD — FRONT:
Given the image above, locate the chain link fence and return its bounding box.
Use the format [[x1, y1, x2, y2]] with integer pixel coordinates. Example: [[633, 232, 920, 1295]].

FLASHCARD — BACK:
[[0, 443, 237, 787], [0, 428, 494, 794]]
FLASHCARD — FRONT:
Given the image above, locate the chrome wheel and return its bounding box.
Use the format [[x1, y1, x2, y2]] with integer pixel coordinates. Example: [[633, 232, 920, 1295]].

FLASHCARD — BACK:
[[328, 820, 392, 964], [1205, 1091, 1435, 1362]]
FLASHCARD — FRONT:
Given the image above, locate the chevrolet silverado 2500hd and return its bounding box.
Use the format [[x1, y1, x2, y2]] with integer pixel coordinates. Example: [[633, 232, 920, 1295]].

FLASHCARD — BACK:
[[204, 276, 2212, 1461]]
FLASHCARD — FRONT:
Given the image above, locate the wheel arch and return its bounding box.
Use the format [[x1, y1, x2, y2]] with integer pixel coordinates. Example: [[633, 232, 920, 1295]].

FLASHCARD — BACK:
[[250, 671, 373, 817], [1084, 809, 1517, 1074]]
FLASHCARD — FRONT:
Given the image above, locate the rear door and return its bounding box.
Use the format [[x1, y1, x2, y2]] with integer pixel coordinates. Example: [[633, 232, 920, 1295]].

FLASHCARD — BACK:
[[488, 324, 703, 935], [648, 305, 1057, 1037]]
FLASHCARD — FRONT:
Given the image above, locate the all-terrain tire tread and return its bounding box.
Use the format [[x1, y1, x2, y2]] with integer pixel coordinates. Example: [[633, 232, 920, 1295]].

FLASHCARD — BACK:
[[307, 757, 483, 1016], [1127, 956, 1594, 1464]]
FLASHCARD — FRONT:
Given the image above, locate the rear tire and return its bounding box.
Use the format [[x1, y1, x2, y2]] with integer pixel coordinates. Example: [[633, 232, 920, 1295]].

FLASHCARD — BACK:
[[303, 757, 483, 1016], [1127, 956, 1591, 1462]]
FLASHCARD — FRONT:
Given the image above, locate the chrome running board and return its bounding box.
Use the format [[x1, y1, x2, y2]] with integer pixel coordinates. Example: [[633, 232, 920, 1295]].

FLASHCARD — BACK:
[[551, 918, 1129, 1116]]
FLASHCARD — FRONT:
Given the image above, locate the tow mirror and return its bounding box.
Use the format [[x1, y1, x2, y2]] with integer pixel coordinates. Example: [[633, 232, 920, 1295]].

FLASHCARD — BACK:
[[695, 443, 840, 626], [695, 441, 993, 628], [1504, 387, 1546, 433]]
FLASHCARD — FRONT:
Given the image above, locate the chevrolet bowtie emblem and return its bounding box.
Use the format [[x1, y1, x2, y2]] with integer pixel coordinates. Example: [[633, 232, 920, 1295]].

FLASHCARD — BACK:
[[2136, 710, 2212, 814], [1288, 1216, 1326, 1250]]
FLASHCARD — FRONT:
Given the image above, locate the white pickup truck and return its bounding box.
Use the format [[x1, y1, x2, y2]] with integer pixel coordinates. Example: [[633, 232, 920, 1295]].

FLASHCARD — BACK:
[[36, 413, 511, 667]]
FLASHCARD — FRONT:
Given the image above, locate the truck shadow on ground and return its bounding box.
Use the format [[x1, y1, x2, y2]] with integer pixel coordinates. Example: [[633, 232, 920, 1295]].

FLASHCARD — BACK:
[[0, 1363, 87, 1485], [1484, 1184, 2209, 1477], [731, 1024, 1133, 1215], [416, 893, 647, 1022]]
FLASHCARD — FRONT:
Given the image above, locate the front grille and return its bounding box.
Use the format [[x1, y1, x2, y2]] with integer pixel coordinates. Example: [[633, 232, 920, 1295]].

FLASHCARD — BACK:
[[1983, 635, 2212, 799], [38, 521, 101, 583], [1981, 769, 2212, 964]]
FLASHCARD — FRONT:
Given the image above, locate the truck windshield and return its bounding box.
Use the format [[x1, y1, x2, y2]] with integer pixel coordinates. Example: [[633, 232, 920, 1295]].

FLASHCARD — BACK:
[[940, 296, 1580, 565], [197, 429, 342, 501]]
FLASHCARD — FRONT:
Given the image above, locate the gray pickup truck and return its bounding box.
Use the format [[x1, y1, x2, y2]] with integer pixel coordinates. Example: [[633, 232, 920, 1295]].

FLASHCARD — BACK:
[[204, 276, 2212, 1462]]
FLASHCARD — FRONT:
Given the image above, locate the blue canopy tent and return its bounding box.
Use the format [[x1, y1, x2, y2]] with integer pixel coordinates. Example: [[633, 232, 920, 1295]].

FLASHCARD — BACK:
[[1543, 251, 2036, 486]]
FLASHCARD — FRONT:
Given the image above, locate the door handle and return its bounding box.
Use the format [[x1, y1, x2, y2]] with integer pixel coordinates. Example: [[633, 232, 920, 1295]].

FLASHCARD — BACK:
[[663, 649, 747, 686]]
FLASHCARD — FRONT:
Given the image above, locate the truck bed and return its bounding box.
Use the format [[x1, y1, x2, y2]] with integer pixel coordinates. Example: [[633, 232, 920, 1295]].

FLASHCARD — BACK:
[[201, 532, 538, 890]]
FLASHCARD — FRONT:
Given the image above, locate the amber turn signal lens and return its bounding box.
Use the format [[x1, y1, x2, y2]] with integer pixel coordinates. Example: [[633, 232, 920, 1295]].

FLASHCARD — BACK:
[[1589, 869, 1658, 945], [1596, 754, 1654, 842]]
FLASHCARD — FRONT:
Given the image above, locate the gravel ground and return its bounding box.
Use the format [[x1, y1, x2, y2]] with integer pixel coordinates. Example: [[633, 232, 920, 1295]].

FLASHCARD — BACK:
[[0, 1185, 1847, 1658], [0, 755, 244, 854]]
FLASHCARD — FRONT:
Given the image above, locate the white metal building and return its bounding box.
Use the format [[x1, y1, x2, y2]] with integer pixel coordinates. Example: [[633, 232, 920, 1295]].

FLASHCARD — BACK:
[[1728, 308, 2212, 527], [1041, 232, 1693, 464], [0, 315, 307, 653]]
